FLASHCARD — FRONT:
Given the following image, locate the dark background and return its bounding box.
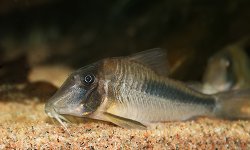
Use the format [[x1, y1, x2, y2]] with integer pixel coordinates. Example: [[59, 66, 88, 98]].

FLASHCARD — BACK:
[[0, 0, 250, 81]]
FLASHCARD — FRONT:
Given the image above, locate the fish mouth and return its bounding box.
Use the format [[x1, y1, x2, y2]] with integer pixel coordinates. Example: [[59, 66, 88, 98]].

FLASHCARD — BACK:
[[45, 103, 71, 134]]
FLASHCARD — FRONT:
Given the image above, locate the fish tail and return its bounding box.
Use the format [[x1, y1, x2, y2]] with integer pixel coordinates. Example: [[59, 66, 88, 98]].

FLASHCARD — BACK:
[[213, 89, 250, 119]]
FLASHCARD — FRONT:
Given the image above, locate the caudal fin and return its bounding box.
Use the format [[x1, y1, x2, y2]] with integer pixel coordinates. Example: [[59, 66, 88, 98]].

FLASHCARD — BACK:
[[213, 89, 250, 119]]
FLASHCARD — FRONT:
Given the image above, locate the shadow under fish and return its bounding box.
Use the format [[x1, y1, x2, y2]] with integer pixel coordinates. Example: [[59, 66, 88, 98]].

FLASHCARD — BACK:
[[0, 55, 58, 103], [0, 81, 57, 103]]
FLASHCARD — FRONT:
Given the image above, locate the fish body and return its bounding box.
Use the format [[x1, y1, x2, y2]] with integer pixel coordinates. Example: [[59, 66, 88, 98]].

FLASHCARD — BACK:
[[45, 49, 250, 129], [91, 58, 215, 125], [202, 39, 250, 94]]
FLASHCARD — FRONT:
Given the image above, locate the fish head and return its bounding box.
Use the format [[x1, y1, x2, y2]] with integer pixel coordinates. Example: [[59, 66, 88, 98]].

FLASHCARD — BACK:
[[45, 62, 104, 119], [203, 50, 235, 92]]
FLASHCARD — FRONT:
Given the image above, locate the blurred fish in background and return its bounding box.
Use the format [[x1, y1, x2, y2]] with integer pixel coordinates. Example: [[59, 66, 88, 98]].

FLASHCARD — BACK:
[[195, 38, 250, 94]]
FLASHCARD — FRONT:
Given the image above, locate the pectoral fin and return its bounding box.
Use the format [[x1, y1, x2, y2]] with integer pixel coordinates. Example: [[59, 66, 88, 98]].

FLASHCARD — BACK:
[[103, 112, 147, 129]]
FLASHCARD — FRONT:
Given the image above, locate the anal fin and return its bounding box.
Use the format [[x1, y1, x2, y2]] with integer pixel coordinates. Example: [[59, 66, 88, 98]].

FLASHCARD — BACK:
[[103, 112, 147, 129]]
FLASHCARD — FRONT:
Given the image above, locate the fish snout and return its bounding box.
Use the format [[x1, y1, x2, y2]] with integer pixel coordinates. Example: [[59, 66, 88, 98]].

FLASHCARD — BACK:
[[45, 100, 57, 118]]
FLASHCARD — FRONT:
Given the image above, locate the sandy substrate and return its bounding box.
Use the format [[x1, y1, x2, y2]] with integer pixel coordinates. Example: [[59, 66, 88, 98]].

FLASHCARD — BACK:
[[0, 66, 249, 149]]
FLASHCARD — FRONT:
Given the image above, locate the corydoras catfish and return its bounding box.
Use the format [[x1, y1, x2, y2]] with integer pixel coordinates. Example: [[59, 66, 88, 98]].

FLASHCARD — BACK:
[[202, 39, 250, 94], [45, 49, 250, 130]]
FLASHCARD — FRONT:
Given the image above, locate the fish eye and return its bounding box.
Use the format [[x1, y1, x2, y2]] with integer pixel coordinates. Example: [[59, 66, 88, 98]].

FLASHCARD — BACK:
[[83, 74, 95, 85]]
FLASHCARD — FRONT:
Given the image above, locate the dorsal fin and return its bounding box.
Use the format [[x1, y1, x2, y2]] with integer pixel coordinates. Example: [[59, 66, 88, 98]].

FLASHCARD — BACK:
[[128, 48, 169, 76]]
